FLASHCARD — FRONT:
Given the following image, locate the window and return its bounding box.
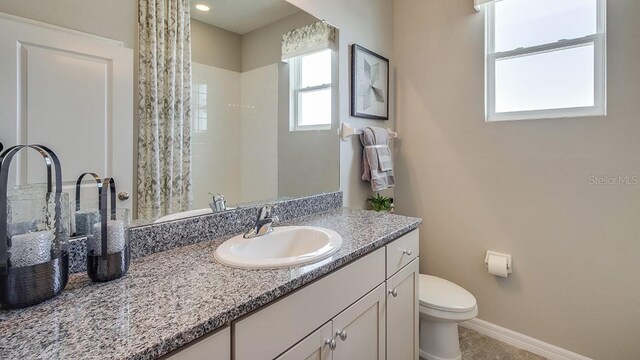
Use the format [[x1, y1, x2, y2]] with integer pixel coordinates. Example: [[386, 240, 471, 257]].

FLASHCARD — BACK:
[[289, 49, 333, 131], [485, 0, 606, 121], [192, 81, 208, 133]]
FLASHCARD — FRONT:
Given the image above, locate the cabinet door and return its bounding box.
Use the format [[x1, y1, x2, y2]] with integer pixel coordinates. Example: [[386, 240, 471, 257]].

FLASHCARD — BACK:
[[276, 322, 333, 360], [162, 326, 230, 360], [234, 249, 385, 360], [386, 259, 419, 360], [332, 283, 386, 360]]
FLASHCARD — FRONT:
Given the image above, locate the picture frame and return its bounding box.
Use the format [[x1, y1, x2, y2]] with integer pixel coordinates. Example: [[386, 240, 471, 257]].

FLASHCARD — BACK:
[[350, 44, 389, 120]]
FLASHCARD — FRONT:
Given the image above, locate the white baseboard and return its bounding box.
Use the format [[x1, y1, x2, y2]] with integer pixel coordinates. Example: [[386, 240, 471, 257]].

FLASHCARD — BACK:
[[459, 318, 592, 360]]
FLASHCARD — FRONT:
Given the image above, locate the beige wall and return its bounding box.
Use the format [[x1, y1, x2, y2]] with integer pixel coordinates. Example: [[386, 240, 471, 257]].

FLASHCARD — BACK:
[[393, 0, 640, 359], [285, 0, 395, 209], [191, 19, 241, 72], [0, 0, 136, 48]]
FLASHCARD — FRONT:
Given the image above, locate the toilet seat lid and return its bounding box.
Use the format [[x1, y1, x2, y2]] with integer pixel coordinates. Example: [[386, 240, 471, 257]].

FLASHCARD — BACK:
[[419, 274, 477, 313]]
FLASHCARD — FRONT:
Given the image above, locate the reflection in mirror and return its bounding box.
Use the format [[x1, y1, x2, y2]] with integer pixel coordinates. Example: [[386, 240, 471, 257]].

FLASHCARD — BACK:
[[169, 0, 339, 224], [0, 0, 340, 235]]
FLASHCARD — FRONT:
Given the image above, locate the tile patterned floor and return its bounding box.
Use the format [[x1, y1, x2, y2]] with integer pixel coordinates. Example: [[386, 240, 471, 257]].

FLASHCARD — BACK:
[[420, 326, 548, 360]]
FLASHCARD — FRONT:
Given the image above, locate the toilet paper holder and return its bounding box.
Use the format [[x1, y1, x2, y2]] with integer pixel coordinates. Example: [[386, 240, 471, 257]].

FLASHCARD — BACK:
[[484, 251, 512, 274]]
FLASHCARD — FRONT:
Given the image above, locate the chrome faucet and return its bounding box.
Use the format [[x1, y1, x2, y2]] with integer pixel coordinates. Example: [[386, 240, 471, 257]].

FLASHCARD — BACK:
[[209, 193, 227, 213], [244, 205, 279, 239]]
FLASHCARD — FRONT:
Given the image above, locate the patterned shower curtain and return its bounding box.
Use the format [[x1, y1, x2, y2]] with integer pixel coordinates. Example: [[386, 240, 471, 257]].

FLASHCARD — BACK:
[[138, 0, 192, 219]]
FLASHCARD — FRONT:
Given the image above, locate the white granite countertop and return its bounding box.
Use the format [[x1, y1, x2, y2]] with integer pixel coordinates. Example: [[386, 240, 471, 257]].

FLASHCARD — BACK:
[[0, 208, 421, 360]]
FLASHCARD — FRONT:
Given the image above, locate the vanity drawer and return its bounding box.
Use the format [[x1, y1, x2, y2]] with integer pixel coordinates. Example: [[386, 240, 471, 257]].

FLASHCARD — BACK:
[[162, 326, 230, 359], [386, 229, 419, 278]]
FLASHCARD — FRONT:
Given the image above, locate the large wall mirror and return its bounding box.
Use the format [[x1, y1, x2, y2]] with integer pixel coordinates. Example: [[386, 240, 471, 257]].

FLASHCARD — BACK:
[[184, 0, 340, 222], [0, 0, 340, 232]]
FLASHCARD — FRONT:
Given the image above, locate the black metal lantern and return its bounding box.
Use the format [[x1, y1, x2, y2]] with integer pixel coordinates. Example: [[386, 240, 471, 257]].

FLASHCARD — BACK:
[[77, 174, 130, 282], [0, 145, 70, 309]]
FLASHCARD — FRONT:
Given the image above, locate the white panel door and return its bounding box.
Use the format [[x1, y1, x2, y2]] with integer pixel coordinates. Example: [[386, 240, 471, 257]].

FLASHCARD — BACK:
[[332, 283, 386, 360], [0, 13, 133, 209], [276, 322, 333, 360], [386, 259, 419, 360]]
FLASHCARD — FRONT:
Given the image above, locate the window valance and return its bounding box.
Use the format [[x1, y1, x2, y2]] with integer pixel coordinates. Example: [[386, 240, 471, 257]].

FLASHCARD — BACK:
[[282, 21, 337, 61]]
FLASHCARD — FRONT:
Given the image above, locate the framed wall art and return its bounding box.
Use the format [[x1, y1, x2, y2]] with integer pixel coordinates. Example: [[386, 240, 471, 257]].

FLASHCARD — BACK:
[[350, 44, 389, 120]]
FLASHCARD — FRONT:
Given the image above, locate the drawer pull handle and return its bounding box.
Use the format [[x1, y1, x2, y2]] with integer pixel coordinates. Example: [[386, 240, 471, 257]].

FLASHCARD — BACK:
[[325, 338, 337, 350], [402, 249, 412, 256], [388, 288, 398, 297], [336, 329, 348, 341]]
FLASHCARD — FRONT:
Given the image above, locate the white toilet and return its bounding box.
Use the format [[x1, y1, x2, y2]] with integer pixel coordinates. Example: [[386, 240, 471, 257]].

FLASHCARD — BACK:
[[418, 274, 478, 360]]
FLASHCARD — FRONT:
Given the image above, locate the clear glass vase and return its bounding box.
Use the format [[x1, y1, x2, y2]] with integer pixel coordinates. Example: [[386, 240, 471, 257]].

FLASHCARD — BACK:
[[73, 208, 100, 237], [86, 208, 130, 282], [1, 186, 70, 309]]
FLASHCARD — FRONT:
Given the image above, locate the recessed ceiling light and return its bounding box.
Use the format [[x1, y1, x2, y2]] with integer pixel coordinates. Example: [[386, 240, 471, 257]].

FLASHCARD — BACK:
[[195, 3, 210, 12]]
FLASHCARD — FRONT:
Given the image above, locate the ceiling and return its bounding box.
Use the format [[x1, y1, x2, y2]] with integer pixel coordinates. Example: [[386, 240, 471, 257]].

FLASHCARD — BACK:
[[190, 0, 303, 35]]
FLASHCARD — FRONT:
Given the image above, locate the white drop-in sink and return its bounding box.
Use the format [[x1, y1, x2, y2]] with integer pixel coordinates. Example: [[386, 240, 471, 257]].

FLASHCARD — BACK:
[[214, 226, 343, 269]]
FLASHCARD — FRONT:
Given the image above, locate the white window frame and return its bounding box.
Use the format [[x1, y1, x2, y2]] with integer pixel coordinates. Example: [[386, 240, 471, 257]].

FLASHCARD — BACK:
[[192, 79, 208, 133], [289, 50, 333, 131], [485, 0, 607, 122]]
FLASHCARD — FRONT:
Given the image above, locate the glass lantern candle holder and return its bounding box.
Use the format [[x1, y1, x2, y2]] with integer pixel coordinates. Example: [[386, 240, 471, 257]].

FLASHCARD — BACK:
[[86, 208, 130, 282], [74, 208, 100, 237], [73, 172, 102, 237], [2, 189, 70, 308], [1, 145, 70, 309]]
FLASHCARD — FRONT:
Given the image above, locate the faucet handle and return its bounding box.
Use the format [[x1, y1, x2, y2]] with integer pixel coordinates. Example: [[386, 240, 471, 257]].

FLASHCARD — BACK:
[[209, 193, 227, 212], [257, 205, 274, 220]]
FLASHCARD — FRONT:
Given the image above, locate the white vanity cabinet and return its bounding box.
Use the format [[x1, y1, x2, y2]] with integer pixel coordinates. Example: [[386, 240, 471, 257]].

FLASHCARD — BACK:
[[386, 259, 419, 360], [162, 327, 231, 360], [385, 230, 420, 360], [276, 284, 386, 360], [234, 247, 386, 360], [331, 283, 386, 360], [167, 229, 420, 360], [385, 230, 419, 278], [276, 322, 333, 360]]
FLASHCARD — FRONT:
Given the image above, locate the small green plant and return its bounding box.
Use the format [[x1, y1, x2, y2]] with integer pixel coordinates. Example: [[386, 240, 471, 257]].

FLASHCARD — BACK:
[[367, 193, 393, 212]]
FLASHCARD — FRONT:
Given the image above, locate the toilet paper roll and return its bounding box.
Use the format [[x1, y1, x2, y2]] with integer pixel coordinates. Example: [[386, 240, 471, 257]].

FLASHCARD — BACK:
[[487, 254, 509, 278]]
